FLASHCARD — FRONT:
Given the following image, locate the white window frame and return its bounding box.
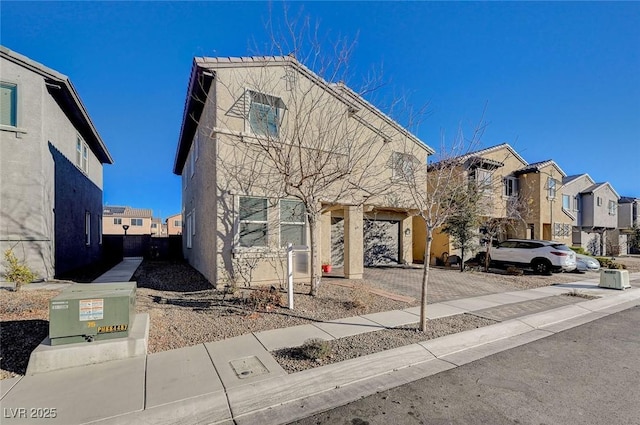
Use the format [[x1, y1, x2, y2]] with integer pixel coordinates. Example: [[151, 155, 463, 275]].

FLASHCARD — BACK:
[[475, 168, 493, 193], [504, 177, 518, 197], [248, 91, 283, 137], [186, 212, 193, 248], [597, 196, 602, 206], [99, 215, 102, 245], [85, 212, 91, 246], [174, 220, 182, 227], [238, 196, 269, 248], [391, 152, 418, 182], [131, 218, 143, 226], [608, 200, 616, 215], [562, 194, 570, 210], [76, 136, 89, 174], [1, 81, 18, 128], [279, 199, 306, 247], [573, 196, 580, 212], [547, 177, 557, 200]]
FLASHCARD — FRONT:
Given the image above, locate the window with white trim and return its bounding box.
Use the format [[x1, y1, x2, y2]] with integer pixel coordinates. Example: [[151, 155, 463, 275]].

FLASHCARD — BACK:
[[562, 194, 570, 210], [249, 91, 283, 137], [573, 196, 580, 212], [99, 215, 102, 245], [474, 168, 493, 193], [85, 212, 91, 246], [131, 218, 143, 226], [503, 177, 518, 197], [186, 212, 193, 248], [174, 220, 182, 227], [76, 136, 89, 174], [391, 152, 418, 181], [114, 218, 122, 225], [280, 200, 305, 246], [1, 82, 17, 127], [239, 196, 268, 247], [547, 177, 557, 200], [608, 200, 616, 215]]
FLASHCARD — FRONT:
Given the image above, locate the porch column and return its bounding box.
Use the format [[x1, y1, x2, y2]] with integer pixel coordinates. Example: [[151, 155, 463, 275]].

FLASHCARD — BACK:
[[320, 210, 332, 266], [401, 215, 413, 264], [344, 205, 363, 279]]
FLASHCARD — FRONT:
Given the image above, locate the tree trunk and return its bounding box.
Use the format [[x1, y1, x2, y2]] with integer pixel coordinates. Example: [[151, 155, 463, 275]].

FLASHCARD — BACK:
[[459, 247, 465, 272], [420, 227, 432, 332], [308, 216, 321, 296], [484, 242, 492, 272]]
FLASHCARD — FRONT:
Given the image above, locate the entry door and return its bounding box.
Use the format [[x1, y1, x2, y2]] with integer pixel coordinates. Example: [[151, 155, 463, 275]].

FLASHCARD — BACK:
[[363, 220, 400, 266]]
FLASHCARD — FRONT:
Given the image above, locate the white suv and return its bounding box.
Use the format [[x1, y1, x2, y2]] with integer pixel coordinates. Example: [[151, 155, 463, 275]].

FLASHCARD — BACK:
[[489, 239, 577, 274]]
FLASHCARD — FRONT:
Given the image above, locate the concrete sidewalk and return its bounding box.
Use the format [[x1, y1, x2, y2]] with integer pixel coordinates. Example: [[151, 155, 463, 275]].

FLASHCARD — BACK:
[[92, 257, 143, 283], [1, 273, 639, 424]]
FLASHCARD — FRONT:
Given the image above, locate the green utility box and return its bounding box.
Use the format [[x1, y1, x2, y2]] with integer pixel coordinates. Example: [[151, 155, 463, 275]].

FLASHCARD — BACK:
[[49, 282, 136, 346]]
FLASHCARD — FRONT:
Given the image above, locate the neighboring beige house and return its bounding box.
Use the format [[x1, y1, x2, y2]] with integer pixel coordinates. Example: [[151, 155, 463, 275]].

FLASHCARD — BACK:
[[0, 46, 113, 279], [514, 160, 573, 243], [151, 217, 165, 237], [102, 206, 153, 235], [165, 213, 182, 236], [416, 143, 530, 263], [562, 174, 621, 255], [173, 55, 434, 287]]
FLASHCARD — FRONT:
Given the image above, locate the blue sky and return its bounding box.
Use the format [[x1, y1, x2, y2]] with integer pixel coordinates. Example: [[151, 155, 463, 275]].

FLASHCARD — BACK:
[[2, 1, 639, 218]]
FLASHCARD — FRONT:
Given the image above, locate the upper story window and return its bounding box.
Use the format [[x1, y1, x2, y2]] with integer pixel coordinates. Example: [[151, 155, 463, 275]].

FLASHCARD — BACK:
[[113, 218, 122, 225], [503, 177, 518, 197], [562, 194, 570, 210], [573, 196, 580, 211], [608, 200, 617, 215], [1, 82, 17, 127], [472, 168, 493, 193], [76, 136, 89, 174], [85, 212, 91, 246], [391, 152, 418, 181], [280, 199, 305, 246], [151, 223, 157, 229], [174, 220, 182, 227], [131, 218, 143, 226], [597, 196, 602, 206], [249, 91, 283, 137], [547, 177, 557, 200], [239, 196, 268, 247]]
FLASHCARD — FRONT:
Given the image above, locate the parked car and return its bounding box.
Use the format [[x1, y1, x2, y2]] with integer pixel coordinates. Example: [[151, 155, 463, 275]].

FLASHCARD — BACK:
[[575, 253, 601, 272], [489, 239, 577, 274]]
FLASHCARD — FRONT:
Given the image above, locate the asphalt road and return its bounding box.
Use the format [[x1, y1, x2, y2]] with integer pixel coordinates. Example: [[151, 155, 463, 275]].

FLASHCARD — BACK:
[[290, 306, 640, 425]]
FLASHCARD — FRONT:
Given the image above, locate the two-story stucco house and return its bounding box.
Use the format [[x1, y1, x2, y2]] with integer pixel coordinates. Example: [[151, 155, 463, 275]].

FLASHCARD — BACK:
[[513, 160, 573, 244], [416, 143, 530, 263], [617, 196, 639, 254], [173, 55, 434, 287], [102, 206, 154, 235], [165, 212, 182, 236], [0, 46, 113, 279], [561, 174, 620, 255]]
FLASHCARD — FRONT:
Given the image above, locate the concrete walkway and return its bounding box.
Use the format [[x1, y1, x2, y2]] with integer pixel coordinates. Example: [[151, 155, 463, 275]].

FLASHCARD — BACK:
[[1, 273, 639, 424], [92, 257, 143, 283]]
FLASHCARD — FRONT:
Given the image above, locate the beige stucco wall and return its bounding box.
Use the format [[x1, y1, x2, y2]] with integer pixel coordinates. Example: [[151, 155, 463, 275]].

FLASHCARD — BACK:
[[102, 216, 152, 235], [182, 61, 432, 286], [166, 213, 182, 235]]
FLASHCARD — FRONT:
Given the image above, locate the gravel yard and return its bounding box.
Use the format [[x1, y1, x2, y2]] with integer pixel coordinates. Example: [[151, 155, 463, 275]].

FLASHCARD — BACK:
[[2, 256, 637, 380]]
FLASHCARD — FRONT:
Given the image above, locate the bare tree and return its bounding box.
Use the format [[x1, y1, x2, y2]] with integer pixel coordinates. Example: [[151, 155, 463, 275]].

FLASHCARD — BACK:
[[390, 117, 488, 331]]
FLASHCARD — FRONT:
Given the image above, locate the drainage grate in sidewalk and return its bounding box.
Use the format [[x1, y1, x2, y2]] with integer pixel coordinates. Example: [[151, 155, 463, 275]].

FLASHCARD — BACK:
[[229, 356, 269, 379], [471, 295, 586, 322]]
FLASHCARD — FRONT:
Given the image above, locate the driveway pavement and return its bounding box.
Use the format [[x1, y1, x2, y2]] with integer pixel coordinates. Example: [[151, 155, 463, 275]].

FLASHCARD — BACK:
[[326, 266, 589, 302]]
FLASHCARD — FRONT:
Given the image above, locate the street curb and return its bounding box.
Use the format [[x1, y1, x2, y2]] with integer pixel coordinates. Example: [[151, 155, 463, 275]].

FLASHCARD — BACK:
[[95, 288, 640, 425]]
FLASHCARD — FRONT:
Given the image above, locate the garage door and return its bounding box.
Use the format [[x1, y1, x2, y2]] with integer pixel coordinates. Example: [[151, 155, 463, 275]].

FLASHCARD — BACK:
[[364, 220, 400, 266]]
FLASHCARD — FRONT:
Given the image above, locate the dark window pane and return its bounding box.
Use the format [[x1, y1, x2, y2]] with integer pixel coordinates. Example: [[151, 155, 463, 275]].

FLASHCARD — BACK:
[[239, 223, 267, 247], [239, 197, 267, 221], [281, 200, 304, 223], [281, 224, 304, 246]]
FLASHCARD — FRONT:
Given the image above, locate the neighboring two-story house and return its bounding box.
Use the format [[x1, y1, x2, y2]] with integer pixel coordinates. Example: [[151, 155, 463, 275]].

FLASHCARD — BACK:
[[561, 174, 620, 255], [514, 160, 573, 244], [102, 206, 153, 235], [418, 143, 530, 263], [165, 212, 182, 236], [617, 196, 639, 254], [0, 46, 113, 279], [173, 55, 434, 286]]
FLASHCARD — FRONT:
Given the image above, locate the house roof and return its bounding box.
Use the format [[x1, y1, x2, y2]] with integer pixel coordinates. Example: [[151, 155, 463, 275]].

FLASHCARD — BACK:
[[619, 196, 639, 204], [580, 182, 620, 199], [103, 206, 153, 218], [173, 55, 433, 174], [0, 46, 113, 164], [514, 159, 567, 178], [455, 143, 528, 168]]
